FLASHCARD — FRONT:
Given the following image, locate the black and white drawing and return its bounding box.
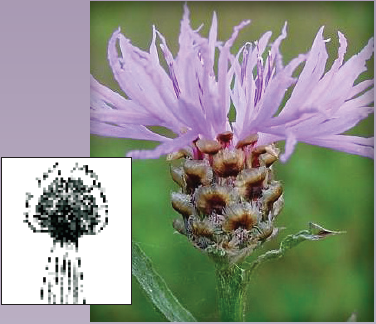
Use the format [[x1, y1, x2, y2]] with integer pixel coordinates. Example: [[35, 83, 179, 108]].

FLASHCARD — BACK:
[[24, 162, 108, 304], [2, 157, 131, 305]]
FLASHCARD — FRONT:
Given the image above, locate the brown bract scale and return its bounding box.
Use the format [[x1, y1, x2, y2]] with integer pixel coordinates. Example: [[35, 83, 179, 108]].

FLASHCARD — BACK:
[[271, 196, 284, 219], [235, 167, 267, 200], [217, 131, 233, 144], [256, 221, 274, 241], [261, 181, 283, 219], [166, 148, 192, 161], [170, 139, 284, 264], [170, 166, 186, 188], [236, 134, 259, 149], [196, 139, 222, 154], [260, 152, 278, 167], [191, 219, 215, 237], [212, 148, 245, 177], [183, 159, 213, 191], [248, 144, 280, 168], [172, 218, 186, 235], [195, 185, 233, 215], [223, 203, 260, 231], [171, 192, 194, 218]]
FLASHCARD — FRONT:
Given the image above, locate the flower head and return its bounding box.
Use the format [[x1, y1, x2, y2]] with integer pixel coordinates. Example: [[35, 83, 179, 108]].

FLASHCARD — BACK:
[[91, 4, 374, 161]]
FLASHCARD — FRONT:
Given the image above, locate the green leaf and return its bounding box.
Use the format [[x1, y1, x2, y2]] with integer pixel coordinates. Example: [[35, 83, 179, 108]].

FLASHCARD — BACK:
[[132, 240, 197, 322], [246, 222, 345, 277]]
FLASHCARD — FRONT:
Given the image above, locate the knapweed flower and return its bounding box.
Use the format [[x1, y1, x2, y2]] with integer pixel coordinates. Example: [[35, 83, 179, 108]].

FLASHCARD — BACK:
[[90, 5, 373, 263]]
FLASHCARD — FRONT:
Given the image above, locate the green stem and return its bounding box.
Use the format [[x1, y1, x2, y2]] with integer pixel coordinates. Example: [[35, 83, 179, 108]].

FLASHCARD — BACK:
[[215, 264, 249, 322]]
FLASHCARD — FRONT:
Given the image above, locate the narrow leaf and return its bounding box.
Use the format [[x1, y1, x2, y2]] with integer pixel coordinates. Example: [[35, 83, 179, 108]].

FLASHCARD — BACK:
[[246, 222, 345, 277], [308, 222, 346, 238], [132, 240, 197, 322]]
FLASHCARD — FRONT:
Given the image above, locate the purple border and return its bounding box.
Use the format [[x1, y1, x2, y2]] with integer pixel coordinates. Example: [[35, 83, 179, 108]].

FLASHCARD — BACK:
[[0, 0, 89, 322]]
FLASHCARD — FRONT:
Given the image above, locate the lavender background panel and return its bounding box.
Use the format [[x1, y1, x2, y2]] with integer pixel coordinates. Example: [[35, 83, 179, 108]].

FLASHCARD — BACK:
[[0, 0, 89, 322]]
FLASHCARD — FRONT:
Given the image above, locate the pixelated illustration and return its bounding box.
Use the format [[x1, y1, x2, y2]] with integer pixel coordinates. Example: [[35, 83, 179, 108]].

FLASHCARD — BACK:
[[24, 162, 108, 304], [2, 157, 131, 305]]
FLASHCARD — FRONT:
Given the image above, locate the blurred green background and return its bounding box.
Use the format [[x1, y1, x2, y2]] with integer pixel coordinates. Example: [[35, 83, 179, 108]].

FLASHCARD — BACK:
[[90, 1, 374, 322]]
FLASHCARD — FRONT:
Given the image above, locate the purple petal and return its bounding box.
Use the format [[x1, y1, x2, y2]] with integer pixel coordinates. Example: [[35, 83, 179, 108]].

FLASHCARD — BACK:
[[270, 22, 287, 72], [126, 130, 199, 159], [348, 80, 374, 99], [208, 11, 218, 65], [298, 31, 347, 113], [306, 36, 373, 117], [299, 110, 372, 138], [91, 110, 164, 127], [280, 132, 297, 163], [177, 97, 212, 139], [341, 88, 374, 112], [256, 132, 284, 146], [149, 25, 159, 64], [177, 3, 193, 59], [154, 29, 210, 136], [243, 54, 306, 137], [154, 28, 181, 98], [90, 120, 170, 142], [302, 135, 374, 159], [282, 27, 328, 115], [335, 37, 374, 87], [247, 31, 272, 76], [216, 19, 251, 133], [263, 103, 318, 129], [90, 76, 150, 115], [107, 29, 183, 131]]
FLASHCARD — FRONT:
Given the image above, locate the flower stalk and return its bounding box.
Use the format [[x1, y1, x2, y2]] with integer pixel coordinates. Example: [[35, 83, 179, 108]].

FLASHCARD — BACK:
[[215, 263, 249, 322]]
